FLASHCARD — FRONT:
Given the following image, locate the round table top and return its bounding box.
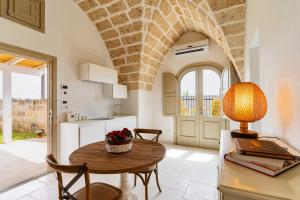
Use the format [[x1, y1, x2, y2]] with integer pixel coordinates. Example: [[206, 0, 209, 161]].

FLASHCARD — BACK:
[[69, 139, 166, 174]]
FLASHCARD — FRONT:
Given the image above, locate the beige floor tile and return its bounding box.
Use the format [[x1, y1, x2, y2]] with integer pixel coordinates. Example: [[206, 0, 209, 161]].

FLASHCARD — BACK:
[[28, 183, 58, 200], [149, 186, 184, 200], [130, 185, 184, 200], [16, 196, 36, 200], [183, 181, 216, 200], [36, 174, 56, 184], [0, 180, 44, 200], [160, 173, 191, 192]]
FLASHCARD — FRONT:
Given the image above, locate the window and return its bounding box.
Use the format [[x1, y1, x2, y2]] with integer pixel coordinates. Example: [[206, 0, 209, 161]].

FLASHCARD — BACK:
[[180, 71, 196, 116], [202, 69, 221, 117]]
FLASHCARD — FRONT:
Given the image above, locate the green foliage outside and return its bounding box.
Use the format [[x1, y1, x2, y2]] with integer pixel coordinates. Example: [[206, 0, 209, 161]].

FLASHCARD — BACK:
[[0, 129, 36, 144], [211, 99, 221, 117]]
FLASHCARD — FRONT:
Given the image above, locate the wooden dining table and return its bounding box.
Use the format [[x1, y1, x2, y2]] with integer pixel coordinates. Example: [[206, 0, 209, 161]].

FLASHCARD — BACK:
[[69, 139, 166, 199]]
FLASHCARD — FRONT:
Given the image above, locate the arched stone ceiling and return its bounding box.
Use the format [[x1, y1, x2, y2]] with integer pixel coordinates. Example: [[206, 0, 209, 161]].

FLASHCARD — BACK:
[[74, 0, 246, 90]]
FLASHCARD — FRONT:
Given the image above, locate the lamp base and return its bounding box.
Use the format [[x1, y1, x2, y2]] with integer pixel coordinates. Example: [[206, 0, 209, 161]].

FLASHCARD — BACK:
[[231, 130, 258, 139]]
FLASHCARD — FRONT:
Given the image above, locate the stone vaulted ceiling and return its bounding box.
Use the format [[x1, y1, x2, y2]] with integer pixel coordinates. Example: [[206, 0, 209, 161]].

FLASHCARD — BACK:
[[74, 0, 246, 90]]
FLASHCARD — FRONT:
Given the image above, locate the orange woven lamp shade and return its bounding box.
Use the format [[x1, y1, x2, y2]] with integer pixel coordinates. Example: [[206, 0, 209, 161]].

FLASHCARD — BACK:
[[223, 82, 267, 138], [223, 82, 267, 122]]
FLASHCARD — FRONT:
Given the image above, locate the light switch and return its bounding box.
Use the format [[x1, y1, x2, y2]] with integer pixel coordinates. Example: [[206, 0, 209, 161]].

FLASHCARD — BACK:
[[61, 84, 69, 111]]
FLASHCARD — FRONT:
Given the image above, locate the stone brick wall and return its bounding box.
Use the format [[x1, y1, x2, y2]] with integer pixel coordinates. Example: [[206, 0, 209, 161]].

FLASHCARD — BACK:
[[0, 99, 48, 134], [74, 0, 246, 90]]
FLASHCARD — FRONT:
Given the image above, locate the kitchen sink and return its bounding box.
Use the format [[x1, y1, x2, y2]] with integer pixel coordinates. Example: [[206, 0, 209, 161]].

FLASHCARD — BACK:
[[89, 117, 114, 120]]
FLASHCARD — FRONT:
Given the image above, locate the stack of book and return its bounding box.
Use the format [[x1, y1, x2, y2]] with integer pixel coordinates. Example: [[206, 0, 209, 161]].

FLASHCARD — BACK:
[[225, 138, 300, 176]]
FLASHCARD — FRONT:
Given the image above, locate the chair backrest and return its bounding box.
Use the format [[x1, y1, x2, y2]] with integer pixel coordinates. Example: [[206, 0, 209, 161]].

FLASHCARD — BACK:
[[46, 154, 90, 200], [134, 128, 162, 142]]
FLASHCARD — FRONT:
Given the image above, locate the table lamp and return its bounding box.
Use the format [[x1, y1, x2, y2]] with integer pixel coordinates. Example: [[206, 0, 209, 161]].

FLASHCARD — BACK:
[[223, 82, 267, 139]]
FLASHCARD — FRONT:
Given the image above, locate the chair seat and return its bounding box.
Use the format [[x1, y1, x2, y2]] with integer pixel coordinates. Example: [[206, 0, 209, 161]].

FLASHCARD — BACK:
[[73, 182, 122, 200], [132, 164, 156, 173]]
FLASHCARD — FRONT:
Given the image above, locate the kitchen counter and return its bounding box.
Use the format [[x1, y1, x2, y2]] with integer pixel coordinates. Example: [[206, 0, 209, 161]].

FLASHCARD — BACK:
[[61, 115, 136, 126]]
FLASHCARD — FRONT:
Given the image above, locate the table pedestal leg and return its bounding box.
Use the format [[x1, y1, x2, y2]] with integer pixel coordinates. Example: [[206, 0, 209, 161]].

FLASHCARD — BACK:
[[120, 173, 133, 200]]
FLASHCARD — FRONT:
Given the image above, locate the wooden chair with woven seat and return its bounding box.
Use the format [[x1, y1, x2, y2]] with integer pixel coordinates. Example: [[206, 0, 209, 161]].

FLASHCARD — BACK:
[[131, 128, 162, 200], [46, 154, 122, 200]]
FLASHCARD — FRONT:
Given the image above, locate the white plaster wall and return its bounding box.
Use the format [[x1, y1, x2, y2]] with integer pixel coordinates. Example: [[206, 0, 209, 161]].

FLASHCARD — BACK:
[[120, 91, 139, 117], [120, 90, 153, 128], [0, 0, 113, 121], [137, 90, 153, 128], [152, 33, 230, 142], [245, 0, 300, 149]]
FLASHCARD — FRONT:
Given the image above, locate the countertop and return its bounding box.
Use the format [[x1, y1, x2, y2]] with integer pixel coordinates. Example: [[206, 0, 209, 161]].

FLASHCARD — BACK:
[[60, 115, 136, 126]]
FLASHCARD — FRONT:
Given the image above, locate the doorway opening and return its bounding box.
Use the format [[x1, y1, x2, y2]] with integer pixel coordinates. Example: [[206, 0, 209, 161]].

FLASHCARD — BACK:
[[0, 43, 57, 192], [177, 64, 226, 149]]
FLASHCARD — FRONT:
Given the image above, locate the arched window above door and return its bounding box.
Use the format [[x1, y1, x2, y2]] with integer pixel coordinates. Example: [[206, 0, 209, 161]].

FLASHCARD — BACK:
[[180, 71, 196, 96]]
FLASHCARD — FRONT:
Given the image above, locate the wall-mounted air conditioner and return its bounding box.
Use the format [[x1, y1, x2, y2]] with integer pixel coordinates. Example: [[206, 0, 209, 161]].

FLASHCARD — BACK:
[[174, 39, 209, 56]]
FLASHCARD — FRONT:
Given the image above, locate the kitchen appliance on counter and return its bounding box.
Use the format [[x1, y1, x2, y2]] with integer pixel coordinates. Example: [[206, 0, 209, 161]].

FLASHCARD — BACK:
[[66, 112, 87, 122]]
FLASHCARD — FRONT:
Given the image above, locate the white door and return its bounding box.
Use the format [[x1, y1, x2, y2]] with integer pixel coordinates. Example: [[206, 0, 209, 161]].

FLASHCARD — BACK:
[[177, 68, 199, 146], [199, 67, 225, 149], [177, 66, 225, 149]]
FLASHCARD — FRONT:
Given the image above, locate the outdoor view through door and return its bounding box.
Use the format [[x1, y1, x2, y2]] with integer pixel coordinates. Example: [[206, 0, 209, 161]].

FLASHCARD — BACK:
[[0, 54, 48, 191], [177, 65, 226, 149]]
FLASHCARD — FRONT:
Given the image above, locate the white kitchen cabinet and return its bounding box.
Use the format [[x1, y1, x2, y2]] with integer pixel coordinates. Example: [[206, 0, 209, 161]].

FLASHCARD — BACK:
[[79, 63, 118, 84], [59, 122, 80, 165], [103, 83, 127, 99], [105, 116, 136, 134], [59, 116, 137, 164], [59, 121, 106, 164], [79, 124, 106, 147]]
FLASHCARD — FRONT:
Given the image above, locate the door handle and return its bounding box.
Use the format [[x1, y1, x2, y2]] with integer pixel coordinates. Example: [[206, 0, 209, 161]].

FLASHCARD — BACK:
[[48, 110, 52, 123], [200, 107, 203, 115]]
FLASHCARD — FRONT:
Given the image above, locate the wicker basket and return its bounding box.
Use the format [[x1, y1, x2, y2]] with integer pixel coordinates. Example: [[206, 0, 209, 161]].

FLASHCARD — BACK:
[[106, 140, 132, 153]]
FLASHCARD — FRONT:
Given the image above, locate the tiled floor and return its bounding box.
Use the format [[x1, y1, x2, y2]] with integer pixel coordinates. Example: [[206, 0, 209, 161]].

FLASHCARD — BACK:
[[0, 143, 219, 200], [0, 138, 47, 191]]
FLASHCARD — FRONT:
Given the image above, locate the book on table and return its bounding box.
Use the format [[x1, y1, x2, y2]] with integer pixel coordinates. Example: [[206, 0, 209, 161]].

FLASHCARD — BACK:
[[234, 138, 295, 160], [224, 138, 300, 176]]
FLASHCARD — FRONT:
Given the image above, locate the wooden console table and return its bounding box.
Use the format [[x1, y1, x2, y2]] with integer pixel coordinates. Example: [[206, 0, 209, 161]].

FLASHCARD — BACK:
[[218, 130, 300, 200]]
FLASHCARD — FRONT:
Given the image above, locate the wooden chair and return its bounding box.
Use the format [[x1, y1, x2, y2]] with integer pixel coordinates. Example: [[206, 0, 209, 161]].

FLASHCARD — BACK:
[[131, 128, 162, 200], [46, 154, 122, 200]]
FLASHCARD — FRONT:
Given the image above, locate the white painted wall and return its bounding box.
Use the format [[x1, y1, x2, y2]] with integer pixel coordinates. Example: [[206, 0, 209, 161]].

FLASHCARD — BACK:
[[244, 0, 300, 149], [0, 0, 113, 121], [120, 90, 153, 128], [151, 32, 230, 142]]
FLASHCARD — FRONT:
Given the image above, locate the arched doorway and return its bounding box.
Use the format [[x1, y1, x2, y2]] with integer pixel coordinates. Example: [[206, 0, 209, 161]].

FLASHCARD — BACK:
[[176, 64, 226, 149]]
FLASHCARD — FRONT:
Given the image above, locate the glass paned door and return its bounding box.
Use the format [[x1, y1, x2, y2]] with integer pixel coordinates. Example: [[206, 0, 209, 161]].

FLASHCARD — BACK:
[[177, 69, 199, 147], [202, 69, 221, 118], [180, 71, 196, 117], [176, 66, 225, 149]]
